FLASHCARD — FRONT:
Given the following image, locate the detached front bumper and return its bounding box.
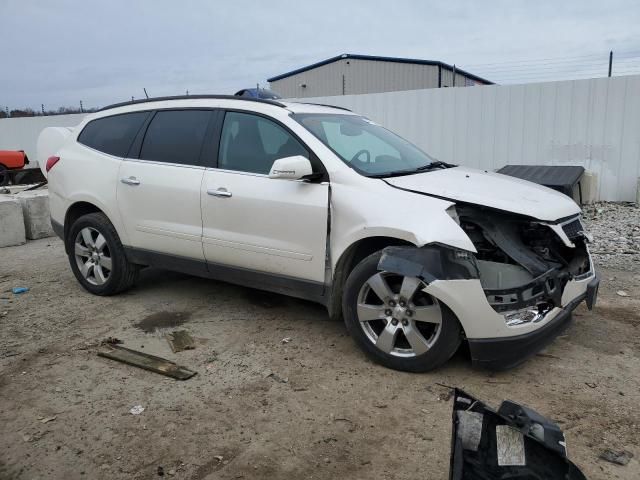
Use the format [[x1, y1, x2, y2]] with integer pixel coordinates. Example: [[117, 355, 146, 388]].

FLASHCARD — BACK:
[[468, 274, 599, 370]]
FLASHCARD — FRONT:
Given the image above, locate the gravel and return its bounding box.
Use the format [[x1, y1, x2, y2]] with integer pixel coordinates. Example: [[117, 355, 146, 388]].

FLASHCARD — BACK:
[[582, 202, 640, 270]]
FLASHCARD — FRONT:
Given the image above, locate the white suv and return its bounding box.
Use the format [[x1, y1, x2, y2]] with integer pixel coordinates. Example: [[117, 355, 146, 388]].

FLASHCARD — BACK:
[[38, 95, 599, 372]]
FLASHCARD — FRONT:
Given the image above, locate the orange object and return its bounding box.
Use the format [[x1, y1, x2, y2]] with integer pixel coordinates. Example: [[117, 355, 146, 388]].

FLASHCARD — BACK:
[[0, 150, 29, 169]]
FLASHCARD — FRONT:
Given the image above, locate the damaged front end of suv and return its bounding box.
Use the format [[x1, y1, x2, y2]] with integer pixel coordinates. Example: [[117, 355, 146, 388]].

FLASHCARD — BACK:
[[378, 204, 599, 370]]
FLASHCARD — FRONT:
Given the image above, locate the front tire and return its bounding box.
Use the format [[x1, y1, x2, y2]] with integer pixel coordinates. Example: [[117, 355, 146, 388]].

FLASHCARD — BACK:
[[342, 251, 462, 372], [67, 212, 139, 295]]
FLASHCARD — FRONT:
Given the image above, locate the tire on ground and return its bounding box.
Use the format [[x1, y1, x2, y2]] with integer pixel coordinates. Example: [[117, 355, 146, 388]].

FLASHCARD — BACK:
[[67, 212, 139, 295], [342, 250, 462, 372]]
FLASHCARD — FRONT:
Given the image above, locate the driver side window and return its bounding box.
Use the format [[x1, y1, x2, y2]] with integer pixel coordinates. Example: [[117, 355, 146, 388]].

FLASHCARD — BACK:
[[218, 111, 308, 174]]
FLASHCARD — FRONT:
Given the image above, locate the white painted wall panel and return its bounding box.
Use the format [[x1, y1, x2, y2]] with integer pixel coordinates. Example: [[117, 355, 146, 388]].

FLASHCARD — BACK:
[[0, 114, 86, 169], [289, 74, 640, 201]]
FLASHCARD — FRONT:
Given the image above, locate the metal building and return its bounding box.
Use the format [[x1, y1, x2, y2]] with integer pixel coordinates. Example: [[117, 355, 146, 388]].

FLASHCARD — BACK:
[[267, 54, 493, 98]]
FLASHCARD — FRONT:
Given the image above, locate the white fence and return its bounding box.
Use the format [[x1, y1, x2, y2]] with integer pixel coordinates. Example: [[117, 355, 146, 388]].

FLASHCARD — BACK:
[[0, 114, 86, 169], [1, 75, 639, 200], [291, 74, 640, 202]]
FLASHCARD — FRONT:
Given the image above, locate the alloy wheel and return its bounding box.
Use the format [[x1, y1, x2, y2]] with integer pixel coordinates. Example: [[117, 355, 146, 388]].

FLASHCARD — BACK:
[[356, 272, 442, 357], [74, 227, 112, 285]]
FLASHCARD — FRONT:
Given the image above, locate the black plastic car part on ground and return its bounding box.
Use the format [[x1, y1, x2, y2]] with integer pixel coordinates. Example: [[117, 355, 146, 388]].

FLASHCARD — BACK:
[[450, 389, 587, 479]]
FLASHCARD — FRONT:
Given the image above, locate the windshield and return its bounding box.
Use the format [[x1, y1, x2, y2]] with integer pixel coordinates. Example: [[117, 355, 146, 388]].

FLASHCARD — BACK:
[[293, 113, 441, 177]]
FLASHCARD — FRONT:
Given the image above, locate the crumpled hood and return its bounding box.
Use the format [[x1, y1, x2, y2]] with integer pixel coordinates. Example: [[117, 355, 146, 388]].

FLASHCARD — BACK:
[[385, 166, 581, 221]]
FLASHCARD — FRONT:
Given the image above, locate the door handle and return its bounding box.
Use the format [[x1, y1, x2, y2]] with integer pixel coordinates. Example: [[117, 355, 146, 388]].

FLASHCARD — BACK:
[[207, 188, 232, 198], [121, 176, 140, 186]]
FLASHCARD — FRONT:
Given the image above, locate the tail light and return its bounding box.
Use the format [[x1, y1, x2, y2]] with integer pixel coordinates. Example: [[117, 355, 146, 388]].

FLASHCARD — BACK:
[[46, 156, 60, 172]]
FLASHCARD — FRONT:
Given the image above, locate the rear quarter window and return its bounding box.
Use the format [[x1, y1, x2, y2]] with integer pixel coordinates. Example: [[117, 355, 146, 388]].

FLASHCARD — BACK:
[[78, 112, 150, 157], [139, 110, 212, 166]]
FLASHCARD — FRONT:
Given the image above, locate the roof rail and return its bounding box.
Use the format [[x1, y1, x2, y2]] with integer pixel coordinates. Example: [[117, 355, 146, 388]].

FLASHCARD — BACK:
[[98, 94, 287, 112], [298, 102, 352, 112]]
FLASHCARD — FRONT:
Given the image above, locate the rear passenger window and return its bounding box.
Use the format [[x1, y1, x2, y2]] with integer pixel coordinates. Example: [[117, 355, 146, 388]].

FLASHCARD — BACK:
[[218, 112, 308, 174], [140, 110, 211, 166], [78, 112, 149, 157]]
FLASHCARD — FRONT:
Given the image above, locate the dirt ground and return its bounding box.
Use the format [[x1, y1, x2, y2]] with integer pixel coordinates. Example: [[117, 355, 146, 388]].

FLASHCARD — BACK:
[[1, 237, 638, 480]]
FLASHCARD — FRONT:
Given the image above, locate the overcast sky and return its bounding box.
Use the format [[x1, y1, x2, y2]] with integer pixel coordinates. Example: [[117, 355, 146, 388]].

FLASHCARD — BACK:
[[1, 0, 639, 110]]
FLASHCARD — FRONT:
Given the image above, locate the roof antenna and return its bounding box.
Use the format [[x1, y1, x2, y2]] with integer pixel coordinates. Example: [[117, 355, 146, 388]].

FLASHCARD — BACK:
[[143, 88, 149, 99]]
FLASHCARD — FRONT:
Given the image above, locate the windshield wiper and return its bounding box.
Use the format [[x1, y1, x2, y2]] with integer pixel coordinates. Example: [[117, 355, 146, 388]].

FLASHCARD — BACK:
[[368, 160, 455, 178], [415, 160, 455, 170]]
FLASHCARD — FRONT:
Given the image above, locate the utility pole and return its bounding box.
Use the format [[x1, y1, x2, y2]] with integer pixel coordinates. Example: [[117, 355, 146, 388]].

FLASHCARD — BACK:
[[452, 64, 456, 87], [143, 88, 149, 99], [608, 51, 613, 77], [80, 100, 84, 113]]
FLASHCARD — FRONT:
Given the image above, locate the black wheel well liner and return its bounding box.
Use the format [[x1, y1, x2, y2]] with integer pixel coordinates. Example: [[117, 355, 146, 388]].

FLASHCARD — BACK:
[[63, 202, 104, 252], [327, 236, 414, 320]]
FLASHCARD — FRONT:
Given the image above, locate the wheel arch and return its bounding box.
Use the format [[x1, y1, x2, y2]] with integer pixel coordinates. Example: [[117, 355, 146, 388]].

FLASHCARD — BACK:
[[63, 202, 108, 253], [327, 235, 415, 320]]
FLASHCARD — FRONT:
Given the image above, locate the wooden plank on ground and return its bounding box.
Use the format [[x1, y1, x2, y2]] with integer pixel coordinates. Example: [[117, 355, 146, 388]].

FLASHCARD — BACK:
[[98, 345, 196, 380], [165, 330, 195, 353]]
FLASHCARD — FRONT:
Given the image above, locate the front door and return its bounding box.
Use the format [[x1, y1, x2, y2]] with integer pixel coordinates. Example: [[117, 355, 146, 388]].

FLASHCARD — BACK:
[[201, 111, 329, 286]]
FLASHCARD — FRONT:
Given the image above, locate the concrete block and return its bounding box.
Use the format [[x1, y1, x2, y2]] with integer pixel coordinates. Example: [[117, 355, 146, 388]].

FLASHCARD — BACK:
[[0, 196, 26, 247], [16, 190, 54, 240]]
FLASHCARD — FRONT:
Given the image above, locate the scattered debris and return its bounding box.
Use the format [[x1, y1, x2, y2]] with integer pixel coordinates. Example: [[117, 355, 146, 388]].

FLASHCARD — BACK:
[[582, 202, 640, 270], [135, 311, 191, 333], [130, 405, 145, 415], [165, 330, 195, 353], [40, 416, 57, 424], [100, 337, 123, 346], [267, 372, 288, 383], [157, 465, 164, 476], [22, 430, 49, 443], [584, 382, 597, 389], [214, 455, 224, 462], [374, 403, 388, 408], [438, 390, 454, 402], [333, 417, 352, 423], [12, 287, 29, 294], [599, 449, 633, 466], [167, 468, 176, 476], [281, 337, 292, 344], [536, 352, 561, 359], [616, 290, 630, 297], [98, 345, 197, 380]]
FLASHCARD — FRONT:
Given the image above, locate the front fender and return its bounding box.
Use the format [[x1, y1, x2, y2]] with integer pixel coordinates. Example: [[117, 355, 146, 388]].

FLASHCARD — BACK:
[[330, 182, 476, 269]]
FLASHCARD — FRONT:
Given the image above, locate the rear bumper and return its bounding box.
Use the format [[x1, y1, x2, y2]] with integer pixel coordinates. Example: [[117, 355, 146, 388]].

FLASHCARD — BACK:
[[468, 274, 599, 370]]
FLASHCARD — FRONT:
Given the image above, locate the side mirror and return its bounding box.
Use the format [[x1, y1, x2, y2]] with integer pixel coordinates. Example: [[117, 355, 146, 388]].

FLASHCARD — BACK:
[[268, 155, 313, 180]]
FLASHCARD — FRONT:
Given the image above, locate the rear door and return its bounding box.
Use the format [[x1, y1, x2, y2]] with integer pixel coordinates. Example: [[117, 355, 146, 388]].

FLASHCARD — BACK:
[[201, 110, 329, 285], [117, 109, 214, 260]]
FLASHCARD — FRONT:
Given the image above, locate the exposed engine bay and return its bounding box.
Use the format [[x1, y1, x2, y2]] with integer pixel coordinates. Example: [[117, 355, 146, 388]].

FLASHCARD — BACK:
[[457, 206, 592, 317]]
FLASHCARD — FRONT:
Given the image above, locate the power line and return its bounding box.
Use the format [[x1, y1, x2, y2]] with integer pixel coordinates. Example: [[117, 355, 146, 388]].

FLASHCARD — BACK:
[[461, 50, 640, 68], [471, 59, 640, 74]]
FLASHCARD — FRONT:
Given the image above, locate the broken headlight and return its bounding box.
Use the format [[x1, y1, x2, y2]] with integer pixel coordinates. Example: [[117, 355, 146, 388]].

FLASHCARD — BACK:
[[503, 307, 546, 326]]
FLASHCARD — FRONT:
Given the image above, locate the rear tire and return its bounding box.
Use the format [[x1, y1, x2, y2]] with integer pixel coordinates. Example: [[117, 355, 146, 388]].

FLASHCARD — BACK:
[[342, 251, 462, 372], [67, 212, 138, 295]]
